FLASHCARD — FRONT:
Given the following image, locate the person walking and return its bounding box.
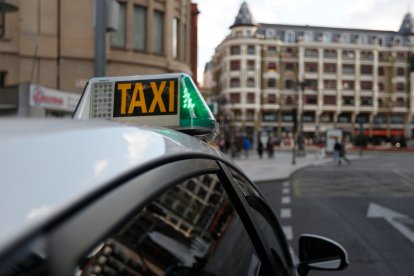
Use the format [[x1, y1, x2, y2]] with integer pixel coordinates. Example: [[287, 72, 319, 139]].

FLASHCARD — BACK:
[[266, 139, 274, 159], [333, 138, 342, 165], [257, 141, 263, 159], [242, 137, 252, 159]]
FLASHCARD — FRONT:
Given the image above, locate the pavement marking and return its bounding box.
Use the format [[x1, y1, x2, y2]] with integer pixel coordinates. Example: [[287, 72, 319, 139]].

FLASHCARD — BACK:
[[281, 196, 291, 204], [393, 169, 414, 189], [283, 181, 290, 187], [282, 188, 290, 194], [292, 180, 301, 196], [282, 226, 293, 240], [281, 208, 292, 218], [367, 202, 414, 245]]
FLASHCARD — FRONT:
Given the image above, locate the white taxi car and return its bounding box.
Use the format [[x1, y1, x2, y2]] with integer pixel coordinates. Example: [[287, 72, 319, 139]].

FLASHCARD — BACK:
[[0, 73, 348, 275]]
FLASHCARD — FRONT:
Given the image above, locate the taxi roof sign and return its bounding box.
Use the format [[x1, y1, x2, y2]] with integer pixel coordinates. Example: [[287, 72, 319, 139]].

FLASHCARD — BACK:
[[73, 73, 218, 138]]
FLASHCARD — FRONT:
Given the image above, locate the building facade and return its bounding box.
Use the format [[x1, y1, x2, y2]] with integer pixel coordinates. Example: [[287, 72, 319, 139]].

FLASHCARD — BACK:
[[210, 2, 414, 146], [0, 0, 197, 117]]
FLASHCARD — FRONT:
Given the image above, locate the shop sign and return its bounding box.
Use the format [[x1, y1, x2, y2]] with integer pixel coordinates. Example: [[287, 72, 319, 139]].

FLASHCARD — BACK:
[[30, 85, 81, 112]]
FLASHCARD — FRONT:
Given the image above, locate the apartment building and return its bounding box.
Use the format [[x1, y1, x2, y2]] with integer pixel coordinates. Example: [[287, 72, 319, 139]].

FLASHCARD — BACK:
[[210, 2, 414, 145], [0, 0, 197, 117]]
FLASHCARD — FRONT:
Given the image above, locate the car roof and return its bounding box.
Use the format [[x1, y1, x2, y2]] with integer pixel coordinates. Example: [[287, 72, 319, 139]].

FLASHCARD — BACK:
[[0, 118, 226, 251]]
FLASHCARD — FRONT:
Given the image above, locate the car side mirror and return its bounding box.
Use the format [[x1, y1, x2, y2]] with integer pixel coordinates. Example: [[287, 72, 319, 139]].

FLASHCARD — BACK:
[[298, 234, 349, 276]]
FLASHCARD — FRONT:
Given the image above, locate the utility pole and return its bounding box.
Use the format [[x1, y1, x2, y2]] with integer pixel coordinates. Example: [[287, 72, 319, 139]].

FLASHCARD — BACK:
[[94, 0, 107, 77], [292, 108, 297, 165]]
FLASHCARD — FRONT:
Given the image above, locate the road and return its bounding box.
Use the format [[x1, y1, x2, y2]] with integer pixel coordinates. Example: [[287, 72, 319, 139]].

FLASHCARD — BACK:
[[258, 152, 414, 275]]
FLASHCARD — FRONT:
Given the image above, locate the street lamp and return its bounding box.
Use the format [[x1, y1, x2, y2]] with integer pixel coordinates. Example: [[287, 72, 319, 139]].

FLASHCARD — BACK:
[[297, 80, 307, 156]]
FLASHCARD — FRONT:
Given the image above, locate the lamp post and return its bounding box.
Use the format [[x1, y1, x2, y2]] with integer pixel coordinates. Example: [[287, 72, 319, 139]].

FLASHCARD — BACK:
[[297, 80, 307, 156]]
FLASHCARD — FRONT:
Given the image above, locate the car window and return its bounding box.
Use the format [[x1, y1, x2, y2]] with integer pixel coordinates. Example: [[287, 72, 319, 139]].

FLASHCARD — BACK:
[[232, 171, 293, 275], [76, 173, 262, 276]]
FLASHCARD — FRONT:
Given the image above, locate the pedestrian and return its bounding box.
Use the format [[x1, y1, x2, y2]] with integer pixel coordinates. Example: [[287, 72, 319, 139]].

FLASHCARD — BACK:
[[266, 139, 274, 159], [333, 138, 342, 165], [257, 141, 263, 159], [242, 137, 252, 159]]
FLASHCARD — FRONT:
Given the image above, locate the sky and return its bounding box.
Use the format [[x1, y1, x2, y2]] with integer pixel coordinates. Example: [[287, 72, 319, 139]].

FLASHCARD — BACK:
[[193, 0, 411, 84]]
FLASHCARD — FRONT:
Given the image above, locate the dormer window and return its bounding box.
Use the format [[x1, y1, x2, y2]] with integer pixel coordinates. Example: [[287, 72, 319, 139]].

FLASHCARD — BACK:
[[285, 30, 294, 43]]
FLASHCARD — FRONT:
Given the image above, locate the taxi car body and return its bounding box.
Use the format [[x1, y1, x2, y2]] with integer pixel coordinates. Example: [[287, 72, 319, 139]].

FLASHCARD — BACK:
[[0, 73, 348, 275]]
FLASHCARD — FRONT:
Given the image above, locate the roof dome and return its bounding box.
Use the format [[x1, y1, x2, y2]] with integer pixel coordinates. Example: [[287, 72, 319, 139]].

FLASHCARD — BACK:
[[230, 1, 256, 28], [399, 12, 414, 35]]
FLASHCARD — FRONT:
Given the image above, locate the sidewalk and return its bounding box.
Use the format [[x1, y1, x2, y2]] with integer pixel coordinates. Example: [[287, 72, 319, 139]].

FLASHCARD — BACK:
[[233, 150, 332, 183]]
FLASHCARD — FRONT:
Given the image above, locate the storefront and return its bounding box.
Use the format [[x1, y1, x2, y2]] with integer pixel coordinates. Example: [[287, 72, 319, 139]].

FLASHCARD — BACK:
[[17, 83, 81, 118]]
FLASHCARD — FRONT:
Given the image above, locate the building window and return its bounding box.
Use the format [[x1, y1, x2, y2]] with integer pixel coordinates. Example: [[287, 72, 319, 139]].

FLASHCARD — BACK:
[[284, 63, 294, 71], [153, 10, 164, 54], [172, 18, 179, 58], [263, 112, 277, 122], [342, 50, 355, 60], [338, 114, 351, 123], [230, 78, 240, 88], [303, 112, 315, 122], [342, 96, 354, 105], [111, 2, 126, 48], [361, 81, 372, 90], [378, 67, 384, 76], [324, 80, 336, 89], [133, 5, 147, 51], [305, 95, 317, 104], [378, 82, 384, 91], [282, 112, 293, 122], [360, 51, 373, 60], [285, 31, 294, 43], [360, 97, 373, 106], [247, 45, 255, 55], [285, 96, 293, 105], [323, 50, 337, 59], [304, 31, 312, 42], [304, 48, 318, 58], [342, 64, 354, 74], [230, 60, 240, 71], [360, 65, 373, 75], [230, 46, 240, 55], [395, 97, 405, 107], [247, 60, 255, 71], [267, 78, 277, 88], [324, 63, 336, 73], [396, 83, 405, 91], [246, 93, 255, 104], [397, 67, 405, 76], [266, 46, 277, 56], [323, 96, 336, 105], [247, 78, 255, 88], [322, 32, 332, 42], [374, 114, 387, 124], [234, 110, 242, 120], [341, 33, 350, 43], [305, 63, 318, 73], [360, 35, 368, 44], [356, 114, 369, 123], [267, 94, 276, 104], [305, 80, 317, 90], [321, 113, 334, 123], [246, 110, 254, 121], [267, 62, 277, 71], [229, 93, 240, 103], [396, 52, 406, 61], [391, 115, 404, 124], [284, 79, 295, 90]]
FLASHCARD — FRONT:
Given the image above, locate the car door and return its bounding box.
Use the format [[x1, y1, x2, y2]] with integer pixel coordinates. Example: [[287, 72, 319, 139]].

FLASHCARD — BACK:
[[0, 158, 290, 276]]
